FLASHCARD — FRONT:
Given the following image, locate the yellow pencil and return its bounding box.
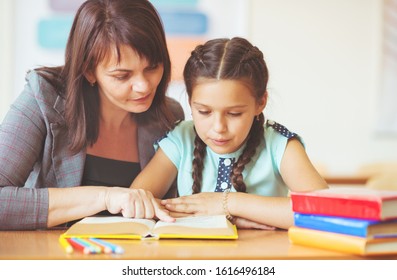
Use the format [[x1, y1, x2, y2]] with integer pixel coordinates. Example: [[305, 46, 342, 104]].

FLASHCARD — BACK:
[[59, 236, 73, 254]]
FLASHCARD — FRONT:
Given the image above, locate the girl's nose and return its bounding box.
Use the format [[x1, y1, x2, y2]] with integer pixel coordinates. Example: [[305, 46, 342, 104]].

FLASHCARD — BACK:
[[213, 115, 227, 133]]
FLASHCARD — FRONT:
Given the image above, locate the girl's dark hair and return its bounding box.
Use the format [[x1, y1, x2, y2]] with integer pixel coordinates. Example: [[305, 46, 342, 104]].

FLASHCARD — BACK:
[[36, 0, 175, 153], [183, 37, 269, 193]]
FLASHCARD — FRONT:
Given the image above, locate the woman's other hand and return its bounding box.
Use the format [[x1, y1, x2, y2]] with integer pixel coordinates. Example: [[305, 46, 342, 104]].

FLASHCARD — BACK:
[[104, 187, 175, 222]]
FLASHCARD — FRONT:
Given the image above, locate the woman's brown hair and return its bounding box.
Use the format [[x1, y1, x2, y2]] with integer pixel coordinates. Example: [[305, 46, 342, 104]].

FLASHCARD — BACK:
[[183, 37, 269, 193], [36, 0, 176, 153]]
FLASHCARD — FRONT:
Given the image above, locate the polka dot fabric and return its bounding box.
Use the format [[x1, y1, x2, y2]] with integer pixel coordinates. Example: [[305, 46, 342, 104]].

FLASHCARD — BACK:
[[215, 157, 236, 192], [267, 120, 297, 139]]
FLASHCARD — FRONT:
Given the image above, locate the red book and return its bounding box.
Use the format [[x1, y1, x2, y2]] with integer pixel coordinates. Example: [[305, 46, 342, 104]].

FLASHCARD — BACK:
[[291, 187, 397, 221]]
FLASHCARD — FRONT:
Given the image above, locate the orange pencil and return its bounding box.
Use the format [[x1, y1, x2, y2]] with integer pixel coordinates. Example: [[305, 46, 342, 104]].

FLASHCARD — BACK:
[[88, 238, 112, 254], [89, 238, 124, 254]]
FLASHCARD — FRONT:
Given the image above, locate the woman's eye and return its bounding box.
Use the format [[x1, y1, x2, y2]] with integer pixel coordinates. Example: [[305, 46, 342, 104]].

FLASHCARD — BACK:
[[146, 64, 159, 71], [113, 75, 128, 81]]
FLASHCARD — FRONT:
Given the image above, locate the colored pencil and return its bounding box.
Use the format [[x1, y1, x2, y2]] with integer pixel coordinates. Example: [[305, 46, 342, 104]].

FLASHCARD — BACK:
[[58, 236, 73, 254], [88, 238, 112, 254], [68, 238, 91, 254], [89, 238, 124, 254], [75, 238, 102, 254]]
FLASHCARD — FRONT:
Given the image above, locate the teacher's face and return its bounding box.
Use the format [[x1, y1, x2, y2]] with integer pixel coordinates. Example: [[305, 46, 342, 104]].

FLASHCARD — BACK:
[[91, 44, 164, 114]]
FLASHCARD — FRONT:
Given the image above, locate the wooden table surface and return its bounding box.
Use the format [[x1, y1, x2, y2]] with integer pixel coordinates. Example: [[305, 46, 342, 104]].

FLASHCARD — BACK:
[[1, 229, 395, 260]]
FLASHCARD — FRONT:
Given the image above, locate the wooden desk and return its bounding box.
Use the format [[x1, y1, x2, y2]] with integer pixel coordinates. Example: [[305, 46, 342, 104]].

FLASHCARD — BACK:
[[323, 175, 369, 185], [1, 229, 395, 260]]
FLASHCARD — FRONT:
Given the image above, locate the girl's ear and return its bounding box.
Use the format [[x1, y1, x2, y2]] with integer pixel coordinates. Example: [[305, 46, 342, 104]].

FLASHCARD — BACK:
[[256, 91, 268, 114]]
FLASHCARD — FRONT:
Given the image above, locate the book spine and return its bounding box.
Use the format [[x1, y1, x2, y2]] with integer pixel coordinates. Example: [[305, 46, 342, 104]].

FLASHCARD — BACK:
[[291, 195, 382, 220], [294, 213, 368, 237], [288, 226, 366, 255]]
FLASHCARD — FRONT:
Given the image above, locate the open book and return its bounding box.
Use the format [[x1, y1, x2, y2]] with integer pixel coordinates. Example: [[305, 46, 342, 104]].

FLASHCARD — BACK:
[[62, 215, 238, 240]]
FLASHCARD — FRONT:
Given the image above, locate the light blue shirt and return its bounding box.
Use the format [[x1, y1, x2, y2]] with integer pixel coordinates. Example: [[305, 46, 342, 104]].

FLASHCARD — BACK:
[[157, 120, 301, 197]]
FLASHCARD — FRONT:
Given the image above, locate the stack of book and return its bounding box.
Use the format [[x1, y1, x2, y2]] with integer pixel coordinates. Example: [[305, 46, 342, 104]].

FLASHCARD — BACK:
[[288, 187, 397, 256]]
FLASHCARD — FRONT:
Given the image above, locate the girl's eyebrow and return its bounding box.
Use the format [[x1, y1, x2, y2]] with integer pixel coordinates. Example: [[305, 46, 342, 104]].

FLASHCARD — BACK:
[[192, 101, 247, 109]]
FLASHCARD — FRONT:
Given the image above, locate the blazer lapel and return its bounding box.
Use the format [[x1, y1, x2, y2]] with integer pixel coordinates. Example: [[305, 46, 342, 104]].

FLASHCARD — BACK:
[[51, 96, 85, 187]]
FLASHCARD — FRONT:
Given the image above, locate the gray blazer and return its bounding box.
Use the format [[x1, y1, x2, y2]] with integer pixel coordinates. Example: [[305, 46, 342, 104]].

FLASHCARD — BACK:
[[0, 70, 184, 230]]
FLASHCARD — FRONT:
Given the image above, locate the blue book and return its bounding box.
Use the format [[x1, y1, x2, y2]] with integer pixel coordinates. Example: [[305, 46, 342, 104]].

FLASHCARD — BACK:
[[294, 213, 397, 238]]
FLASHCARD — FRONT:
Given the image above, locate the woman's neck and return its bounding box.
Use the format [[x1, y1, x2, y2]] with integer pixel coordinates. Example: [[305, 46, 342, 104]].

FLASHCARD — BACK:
[[87, 101, 138, 162]]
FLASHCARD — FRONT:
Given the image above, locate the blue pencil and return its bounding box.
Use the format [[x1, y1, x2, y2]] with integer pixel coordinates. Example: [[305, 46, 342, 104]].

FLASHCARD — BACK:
[[87, 238, 112, 254], [89, 238, 124, 254]]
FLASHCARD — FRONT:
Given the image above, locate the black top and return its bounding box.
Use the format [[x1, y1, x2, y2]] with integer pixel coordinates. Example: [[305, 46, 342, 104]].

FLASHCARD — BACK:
[[82, 154, 141, 187], [79, 154, 141, 219]]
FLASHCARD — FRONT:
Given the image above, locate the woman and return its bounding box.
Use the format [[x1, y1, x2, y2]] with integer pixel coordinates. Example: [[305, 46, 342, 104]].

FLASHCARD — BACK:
[[0, 0, 183, 230]]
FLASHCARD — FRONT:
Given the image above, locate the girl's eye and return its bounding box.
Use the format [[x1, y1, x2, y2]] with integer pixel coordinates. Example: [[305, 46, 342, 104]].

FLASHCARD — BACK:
[[198, 110, 210, 115], [228, 112, 242, 117]]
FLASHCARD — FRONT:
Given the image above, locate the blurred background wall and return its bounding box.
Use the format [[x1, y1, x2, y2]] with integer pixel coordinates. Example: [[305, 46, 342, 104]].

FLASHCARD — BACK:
[[1, 0, 396, 176]]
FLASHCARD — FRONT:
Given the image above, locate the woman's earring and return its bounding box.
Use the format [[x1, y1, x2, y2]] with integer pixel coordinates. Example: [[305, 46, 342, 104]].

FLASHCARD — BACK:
[[90, 82, 95, 87], [256, 115, 260, 121]]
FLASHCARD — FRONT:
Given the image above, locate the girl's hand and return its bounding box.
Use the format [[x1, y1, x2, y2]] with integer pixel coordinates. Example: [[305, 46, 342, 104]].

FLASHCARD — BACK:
[[161, 192, 224, 216], [233, 217, 276, 230], [162, 193, 276, 230], [104, 187, 175, 222]]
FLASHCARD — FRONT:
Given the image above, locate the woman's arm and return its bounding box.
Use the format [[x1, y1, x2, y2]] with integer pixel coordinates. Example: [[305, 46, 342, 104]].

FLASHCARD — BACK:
[[0, 76, 52, 230], [48, 186, 174, 228]]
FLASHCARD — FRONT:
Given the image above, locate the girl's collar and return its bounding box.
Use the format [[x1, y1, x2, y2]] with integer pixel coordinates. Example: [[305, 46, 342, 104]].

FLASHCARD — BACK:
[[206, 142, 246, 159]]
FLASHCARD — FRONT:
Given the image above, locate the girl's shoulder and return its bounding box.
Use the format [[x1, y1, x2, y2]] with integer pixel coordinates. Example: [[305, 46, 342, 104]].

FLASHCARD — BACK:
[[265, 119, 299, 140], [169, 120, 195, 137], [156, 120, 194, 145], [264, 119, 304, 149]]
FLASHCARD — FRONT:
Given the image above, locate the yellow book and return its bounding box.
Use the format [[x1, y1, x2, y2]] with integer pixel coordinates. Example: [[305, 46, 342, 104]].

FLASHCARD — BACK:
[[288, 226, 397, 256], [62, 215, 238, 240]]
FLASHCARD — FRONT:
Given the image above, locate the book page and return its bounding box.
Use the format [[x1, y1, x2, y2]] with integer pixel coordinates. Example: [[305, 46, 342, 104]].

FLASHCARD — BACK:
[[155, 215, 228, 229], [64, 216, 156, 237], [152, 215, 236, 238], [80, 216, 156, 228]]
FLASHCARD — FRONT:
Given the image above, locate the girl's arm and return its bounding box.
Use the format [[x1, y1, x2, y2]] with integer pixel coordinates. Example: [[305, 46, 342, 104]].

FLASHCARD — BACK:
[[162, 139, 328, 229], [279, 139, 328, 192], [130, 148, 178, 198]]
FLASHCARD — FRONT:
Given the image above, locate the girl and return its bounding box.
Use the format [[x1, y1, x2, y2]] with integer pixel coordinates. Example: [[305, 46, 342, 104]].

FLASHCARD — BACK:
[[131, 37, 328, 229]]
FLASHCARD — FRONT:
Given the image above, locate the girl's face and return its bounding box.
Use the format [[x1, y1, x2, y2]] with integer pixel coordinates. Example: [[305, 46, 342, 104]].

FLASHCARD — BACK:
[[190, 79, 266, 155], [88, 44, 164, 115]]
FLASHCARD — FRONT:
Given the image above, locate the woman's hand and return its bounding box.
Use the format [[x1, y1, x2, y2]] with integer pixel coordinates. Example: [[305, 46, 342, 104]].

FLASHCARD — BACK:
[[104, 187, 175, 222], [161, 192, 224, 216]]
